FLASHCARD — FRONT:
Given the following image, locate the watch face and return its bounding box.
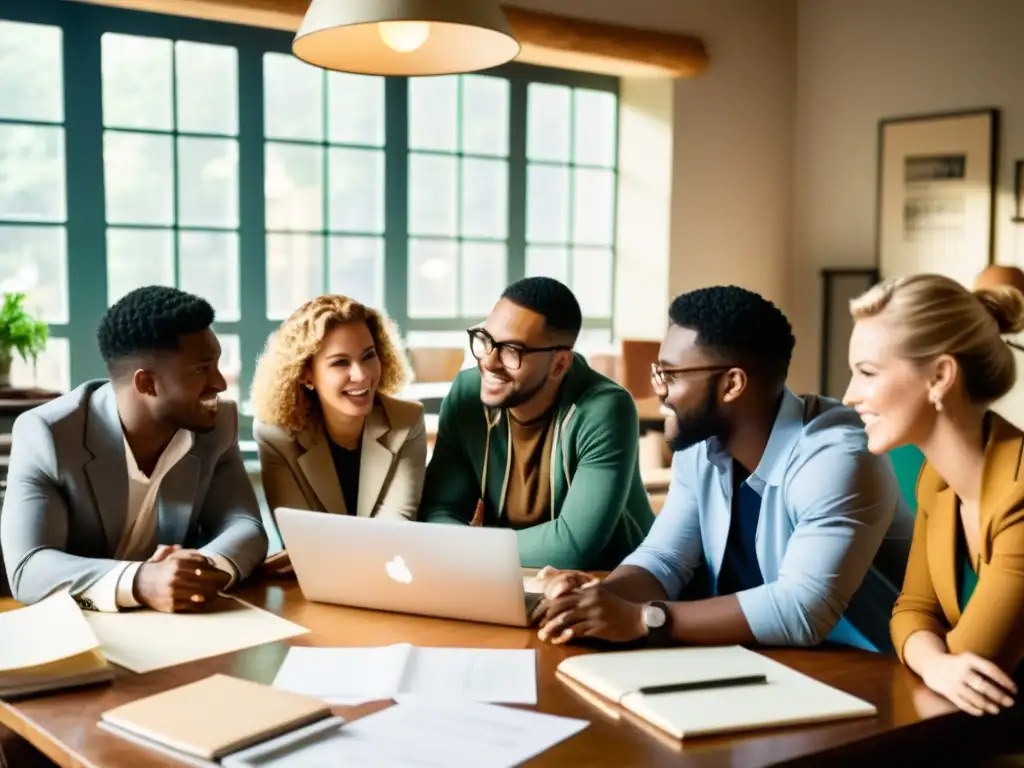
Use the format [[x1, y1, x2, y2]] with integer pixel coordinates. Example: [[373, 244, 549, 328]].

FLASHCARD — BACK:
[[643, 604, 667, 629]]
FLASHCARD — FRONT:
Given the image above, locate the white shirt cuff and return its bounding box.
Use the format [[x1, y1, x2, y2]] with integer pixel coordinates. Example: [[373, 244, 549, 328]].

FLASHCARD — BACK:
[[205, 553, 239, 590], [78, 562, 141, 612], [116, 562, 144, 608]]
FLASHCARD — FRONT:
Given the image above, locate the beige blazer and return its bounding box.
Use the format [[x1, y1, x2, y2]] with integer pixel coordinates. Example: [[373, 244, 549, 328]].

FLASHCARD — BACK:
[[253, 393, 427, 522]]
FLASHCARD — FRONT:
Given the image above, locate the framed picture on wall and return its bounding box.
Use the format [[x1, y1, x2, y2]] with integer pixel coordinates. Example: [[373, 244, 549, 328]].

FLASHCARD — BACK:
[[819, 268, 879, 399], [876, 108, 999, 287]]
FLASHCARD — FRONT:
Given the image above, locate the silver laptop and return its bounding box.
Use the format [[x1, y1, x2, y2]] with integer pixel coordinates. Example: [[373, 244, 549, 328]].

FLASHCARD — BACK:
[[273, 508, 543, 627]]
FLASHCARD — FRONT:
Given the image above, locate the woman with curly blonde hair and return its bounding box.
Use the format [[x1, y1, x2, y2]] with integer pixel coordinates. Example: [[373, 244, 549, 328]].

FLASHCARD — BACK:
[[251, 295, 426, 571]]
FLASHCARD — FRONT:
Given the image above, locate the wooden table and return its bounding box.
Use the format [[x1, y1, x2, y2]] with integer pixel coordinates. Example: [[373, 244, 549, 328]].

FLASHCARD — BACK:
[[2, 582, 1021, 767]]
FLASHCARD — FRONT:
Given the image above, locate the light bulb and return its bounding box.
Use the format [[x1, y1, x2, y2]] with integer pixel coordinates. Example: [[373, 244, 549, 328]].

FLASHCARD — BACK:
[[378, 21, 430, 53]]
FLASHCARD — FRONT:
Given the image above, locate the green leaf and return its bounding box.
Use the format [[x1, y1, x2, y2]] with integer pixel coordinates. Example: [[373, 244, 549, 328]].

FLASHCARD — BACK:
[[0, 292, 49, 364]]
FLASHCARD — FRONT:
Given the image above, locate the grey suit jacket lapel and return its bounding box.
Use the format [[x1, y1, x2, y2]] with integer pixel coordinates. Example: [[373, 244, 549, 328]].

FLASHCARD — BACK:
[[84, 383, 128, 552], [158, 454, 201, 545], [297, 425, 349, 514]]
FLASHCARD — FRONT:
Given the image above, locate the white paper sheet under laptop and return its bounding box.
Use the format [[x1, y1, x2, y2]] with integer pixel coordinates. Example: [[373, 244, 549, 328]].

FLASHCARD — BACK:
[[557, 645, 877, 740], [83, 596, 309, 674], [274, 508, 542, 626]]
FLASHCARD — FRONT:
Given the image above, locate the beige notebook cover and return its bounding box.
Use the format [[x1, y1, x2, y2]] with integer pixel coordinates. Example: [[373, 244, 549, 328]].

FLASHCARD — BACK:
[[100, 674, 333, 760], [557, 645, 876, 739]]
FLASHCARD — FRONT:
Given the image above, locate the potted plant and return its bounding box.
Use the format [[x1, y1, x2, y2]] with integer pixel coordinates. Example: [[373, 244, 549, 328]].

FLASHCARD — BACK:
[[0, 292, 48, 391]]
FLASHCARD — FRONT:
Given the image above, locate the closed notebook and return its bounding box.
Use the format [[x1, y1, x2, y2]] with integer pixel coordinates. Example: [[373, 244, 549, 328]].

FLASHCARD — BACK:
[[99, 674, 334, 761], [557, 645, 876, 739], [0, 590, 114, 699]]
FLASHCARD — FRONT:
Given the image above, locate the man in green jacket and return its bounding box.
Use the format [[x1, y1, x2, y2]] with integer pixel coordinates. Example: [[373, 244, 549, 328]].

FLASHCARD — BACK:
[[419, 277, 655, 570]]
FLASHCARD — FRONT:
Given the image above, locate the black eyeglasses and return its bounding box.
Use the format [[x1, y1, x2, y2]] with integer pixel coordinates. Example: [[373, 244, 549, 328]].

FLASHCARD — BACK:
[[650, 362, 734, 387], [467, 328, 571, 371]]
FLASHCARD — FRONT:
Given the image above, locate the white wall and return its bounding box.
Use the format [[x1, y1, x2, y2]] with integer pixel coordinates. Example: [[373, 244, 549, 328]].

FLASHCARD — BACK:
[[615, 77, 673, 340], [506, 0, 798, 338], [792, 0, 1024, 392]]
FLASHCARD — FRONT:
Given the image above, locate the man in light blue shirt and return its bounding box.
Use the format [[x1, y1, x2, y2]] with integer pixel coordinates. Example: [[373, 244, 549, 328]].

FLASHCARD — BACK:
[[535, 286, 913, 652]]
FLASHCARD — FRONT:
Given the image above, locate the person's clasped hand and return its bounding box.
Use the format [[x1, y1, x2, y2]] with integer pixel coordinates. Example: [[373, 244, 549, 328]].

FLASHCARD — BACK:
[[133, 546, 230, 613], [920, 651, 1017, 716], [530, 567, 646, 644], [262, 549, 295, 578]]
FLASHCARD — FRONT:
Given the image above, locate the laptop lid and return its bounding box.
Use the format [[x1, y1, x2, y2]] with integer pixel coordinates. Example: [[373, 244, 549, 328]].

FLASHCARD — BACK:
[[273, 509, 531, 627]]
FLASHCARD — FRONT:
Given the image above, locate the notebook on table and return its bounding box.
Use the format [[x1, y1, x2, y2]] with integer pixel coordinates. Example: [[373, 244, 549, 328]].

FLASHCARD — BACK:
[[98, 674, 344, 767], [0, 590, 114, 699], [556, 645, 877, 740]]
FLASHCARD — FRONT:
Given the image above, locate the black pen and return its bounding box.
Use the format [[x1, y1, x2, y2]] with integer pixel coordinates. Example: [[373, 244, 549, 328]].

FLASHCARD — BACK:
[[637, 674, 768, 696]]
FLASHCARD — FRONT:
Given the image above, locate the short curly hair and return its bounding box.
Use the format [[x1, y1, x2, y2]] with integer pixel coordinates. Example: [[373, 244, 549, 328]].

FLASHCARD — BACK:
[[668, 285, 795, 389], [501, 277, 582, 343], [250, 295, 409, 435], [97, 285, 215, 375]]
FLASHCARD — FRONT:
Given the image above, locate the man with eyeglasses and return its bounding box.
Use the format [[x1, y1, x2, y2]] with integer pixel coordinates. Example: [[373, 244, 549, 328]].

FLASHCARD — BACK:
[[419, 276, 655, 570], [533, 285, 913, 651]]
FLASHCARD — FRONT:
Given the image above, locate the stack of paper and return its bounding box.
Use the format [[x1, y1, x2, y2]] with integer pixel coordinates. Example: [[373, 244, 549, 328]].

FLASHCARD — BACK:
[[0, 590, 114, 699], [272, 644, 537, 705], [221, 696, 588, 768], [83, 595, 309, 674]]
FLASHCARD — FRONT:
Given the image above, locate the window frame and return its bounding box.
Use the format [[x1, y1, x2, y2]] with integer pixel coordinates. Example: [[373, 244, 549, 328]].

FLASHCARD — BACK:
[[1, 0, 620, 442]]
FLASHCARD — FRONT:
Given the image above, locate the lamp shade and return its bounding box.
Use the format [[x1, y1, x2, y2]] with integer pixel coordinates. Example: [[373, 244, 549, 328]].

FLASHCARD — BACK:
[[293, 0, 521, 76]]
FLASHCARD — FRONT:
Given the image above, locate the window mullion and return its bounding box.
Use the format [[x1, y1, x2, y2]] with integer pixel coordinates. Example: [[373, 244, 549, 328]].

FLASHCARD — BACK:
[[62, 7, 109, 384], [383, 76, 409, 335], [236, 44, 268, 407], [506, 74, 527, 285]]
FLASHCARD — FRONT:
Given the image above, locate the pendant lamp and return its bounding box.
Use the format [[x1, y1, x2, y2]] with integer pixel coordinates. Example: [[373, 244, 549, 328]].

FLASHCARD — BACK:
[[293, 0, 521, 76]]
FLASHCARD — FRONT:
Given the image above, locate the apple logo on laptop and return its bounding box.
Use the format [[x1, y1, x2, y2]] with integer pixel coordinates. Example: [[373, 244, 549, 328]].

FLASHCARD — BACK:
[[385, 555, 413, 584]]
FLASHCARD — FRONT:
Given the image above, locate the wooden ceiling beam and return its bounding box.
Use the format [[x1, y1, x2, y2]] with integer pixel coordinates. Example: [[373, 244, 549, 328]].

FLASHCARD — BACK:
[[74, 0, 708, 78]]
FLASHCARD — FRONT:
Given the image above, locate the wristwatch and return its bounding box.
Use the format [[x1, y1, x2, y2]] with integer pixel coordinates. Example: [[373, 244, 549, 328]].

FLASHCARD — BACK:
[[642, 601, 672, 645]]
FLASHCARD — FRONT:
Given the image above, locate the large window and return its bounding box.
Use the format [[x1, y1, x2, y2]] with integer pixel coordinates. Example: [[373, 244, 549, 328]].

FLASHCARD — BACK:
[[101, 32, 242, 400], [0, 19, 70, 391], [0, 0, 619, 418], [407, 74, 509, 320], [263, 53, 387, 318]]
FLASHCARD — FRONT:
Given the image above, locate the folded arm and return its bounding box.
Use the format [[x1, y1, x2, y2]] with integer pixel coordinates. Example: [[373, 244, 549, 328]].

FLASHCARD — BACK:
[[735, 443, 897, 647], [612, 449, 755, 644], [1, 413, 123, 606], [890, 500, 949, 673], [195, 439, 268, 583], [945, 505, 1024, 673]]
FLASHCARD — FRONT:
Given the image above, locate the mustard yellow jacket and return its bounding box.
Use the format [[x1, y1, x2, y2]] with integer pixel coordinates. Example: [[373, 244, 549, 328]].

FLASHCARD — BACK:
[[891, 413, 1024, 673]]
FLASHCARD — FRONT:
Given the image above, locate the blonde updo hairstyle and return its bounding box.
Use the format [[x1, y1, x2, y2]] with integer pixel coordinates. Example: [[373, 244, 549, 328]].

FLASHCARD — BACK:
[[849, 273, 1024, 406], [250, 295, 410, 435]]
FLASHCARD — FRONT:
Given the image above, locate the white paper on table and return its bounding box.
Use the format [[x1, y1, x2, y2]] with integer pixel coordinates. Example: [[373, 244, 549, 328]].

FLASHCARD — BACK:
[[272, 644, 537, 706], [224, 697, 588, 768], [83, 595, 309, 673], [0, 590, 101, 671]]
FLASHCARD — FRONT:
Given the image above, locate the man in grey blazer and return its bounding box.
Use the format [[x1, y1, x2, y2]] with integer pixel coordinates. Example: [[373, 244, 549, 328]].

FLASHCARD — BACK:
[[0, 285, 267, 611]]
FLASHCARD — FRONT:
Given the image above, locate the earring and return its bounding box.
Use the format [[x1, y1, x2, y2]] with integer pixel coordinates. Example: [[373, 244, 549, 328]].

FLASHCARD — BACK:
[[304, 383, 314, 391], [930, 393, 943, 412]]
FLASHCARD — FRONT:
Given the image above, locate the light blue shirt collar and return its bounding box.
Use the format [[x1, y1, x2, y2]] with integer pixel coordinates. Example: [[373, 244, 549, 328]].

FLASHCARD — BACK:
[[705, 388, 806, 494]]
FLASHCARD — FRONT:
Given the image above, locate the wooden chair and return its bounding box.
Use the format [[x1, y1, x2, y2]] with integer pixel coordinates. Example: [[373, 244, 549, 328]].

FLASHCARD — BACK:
[[407, 347, 465, 383], [619, 339, 660, 400]]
